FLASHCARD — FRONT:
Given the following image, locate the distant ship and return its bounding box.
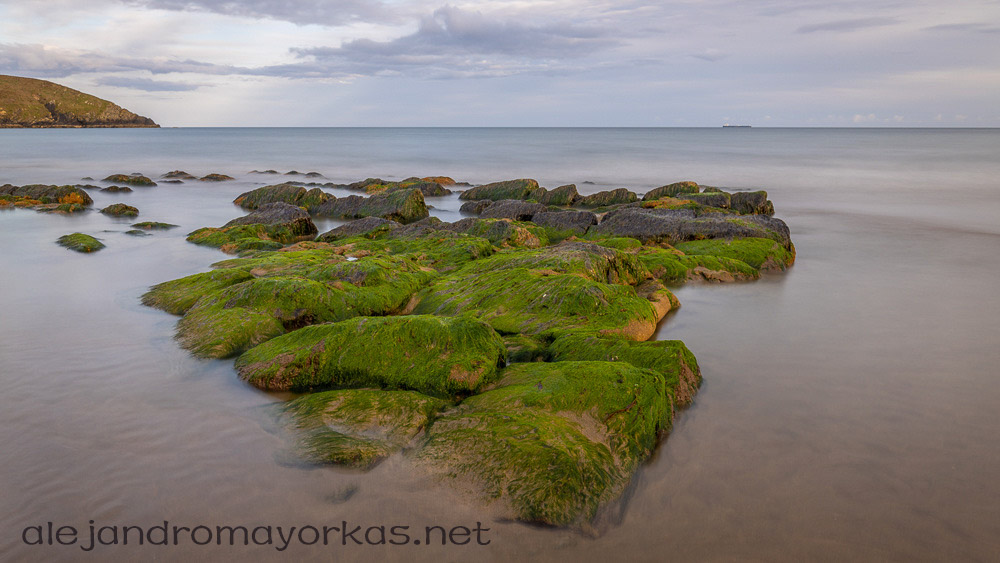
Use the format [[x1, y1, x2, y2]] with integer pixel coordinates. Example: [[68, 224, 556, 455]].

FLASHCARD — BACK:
[[722, 124, 751, 128]]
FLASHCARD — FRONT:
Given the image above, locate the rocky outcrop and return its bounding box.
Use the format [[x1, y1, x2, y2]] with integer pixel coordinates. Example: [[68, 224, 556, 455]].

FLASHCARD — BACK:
[[186, 202, 318, 254], [0, 75, 158, 128], [311, 188, 429, 224]]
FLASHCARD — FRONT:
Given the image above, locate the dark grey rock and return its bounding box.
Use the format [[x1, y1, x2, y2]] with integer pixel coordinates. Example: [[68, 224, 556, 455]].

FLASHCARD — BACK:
[[531, 210, 598, 235], [594, 207, 791, 247], [316, 217, 401, 242], [460, 200, 493, 215], [480, 199, 548, 221], [730, 191, 774, 215]]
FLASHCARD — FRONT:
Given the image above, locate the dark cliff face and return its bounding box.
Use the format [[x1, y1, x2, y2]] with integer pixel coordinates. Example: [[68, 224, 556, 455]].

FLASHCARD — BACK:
[[0, 75, 159, 128]]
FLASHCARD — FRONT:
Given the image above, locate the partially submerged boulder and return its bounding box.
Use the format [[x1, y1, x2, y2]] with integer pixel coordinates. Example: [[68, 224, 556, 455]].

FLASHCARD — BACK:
[[100, 203, 138, 217], [131, 221, 178, 230], [0, 183, 93, 206], [186, 202, 318, 253], [236, 315, 506, 396], [234, 183, 332, 211], [200, 173, 234, 181], [57, 233, 104, 253], [100, 185, 132, 193], [162, 170, 197, 180], [458, 179, 539, 201], [416, 360, 678, 526], [731, 190, 774, 215], [102, 174, 156, 186], [276, 389, 446, 469]]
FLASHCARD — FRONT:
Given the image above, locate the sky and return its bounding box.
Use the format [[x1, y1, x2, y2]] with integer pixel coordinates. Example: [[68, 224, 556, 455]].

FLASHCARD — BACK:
[[1, 0, 998, 127]]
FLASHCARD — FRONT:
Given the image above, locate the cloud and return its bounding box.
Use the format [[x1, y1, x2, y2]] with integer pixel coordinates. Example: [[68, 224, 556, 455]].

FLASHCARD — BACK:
[[0, 42, 246, 77], [95, 76, 202, 91], [925, 22, 1000, 34], [122, 0, 393, 26], [796, 16, 898, 33], [278, 5, 620, 78]]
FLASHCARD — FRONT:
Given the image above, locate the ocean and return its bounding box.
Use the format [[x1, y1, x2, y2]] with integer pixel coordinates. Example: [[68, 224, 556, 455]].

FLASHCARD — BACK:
[[2, 127, 999, 561]]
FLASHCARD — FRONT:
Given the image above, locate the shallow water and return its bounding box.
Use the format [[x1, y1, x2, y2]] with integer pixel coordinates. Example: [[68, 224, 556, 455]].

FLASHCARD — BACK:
[[2, 128, 999, 561]]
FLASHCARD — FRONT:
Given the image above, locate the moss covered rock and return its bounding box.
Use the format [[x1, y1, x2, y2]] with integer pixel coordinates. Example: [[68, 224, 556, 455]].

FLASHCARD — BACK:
[[57, 233, 104, 253], [674, 237, 795, 271], [549, 333, 701, 408], [730, 190, 774, 215], [187, 202, 318, 254], [575, 188, 638, 207], [539, 184, 579, 206], [131, 221, 178, 230], [459, 179, 539, 201], [102, 174, 156, 186], [316, 217, 401, 243], [641, 181, 700, 201], [479, 200, 548, 221], [0, 183, 93, 206], [199, 173, 234, 181], [100, 185, 132, 193], [443, 218, 547, 248], [311, 188, 429, 224], [594, 207, 792, 248], [276, 389, 446, 468], [233, 183, 332, 211], [413, 242, 660, 340], [416, 360, 675, 526], [236, 315, 506, 396], [100, 203, 139, 217]]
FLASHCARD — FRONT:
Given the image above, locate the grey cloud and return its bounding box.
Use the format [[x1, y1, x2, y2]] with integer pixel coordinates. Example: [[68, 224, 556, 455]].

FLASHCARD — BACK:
[[123, 0, 393, 26], [925, 23, 1000, 34], [96, 76, 202, 91], [281, 5, 620, 78], [796, 16, 898, 33], [0, 42, 247, 77]]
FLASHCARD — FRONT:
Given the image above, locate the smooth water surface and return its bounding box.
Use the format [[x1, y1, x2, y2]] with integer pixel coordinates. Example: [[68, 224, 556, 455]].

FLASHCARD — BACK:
[[2, 128, 999, 561]]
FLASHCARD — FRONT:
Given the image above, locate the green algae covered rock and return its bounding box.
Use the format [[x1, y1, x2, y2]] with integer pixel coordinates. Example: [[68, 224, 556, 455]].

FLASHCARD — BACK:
[[100, 203, 139, 217], [236, 315, 506, 396], [234, 183, 332, 211], [131, 221, 178, 230], [575, 188, 638, 207], [102, 174, 156, 186], [549, 333, 701, 409], [642, 181, 700, 201], [632, 245, 759, 284], [186, 202, 318, 254], [413, 242, 660, 340], [311, 188, 429, 224], [444, 218, 547, 248], [416, 360, 675, 526], [169, 253, 436, 358], [277, 389, 446, 468], [459, 179, 539, 201], [57, 233, 104, 253], [674, 237, 795, 271], [0, 183, 93, 206], [538, 184, 579, 206]]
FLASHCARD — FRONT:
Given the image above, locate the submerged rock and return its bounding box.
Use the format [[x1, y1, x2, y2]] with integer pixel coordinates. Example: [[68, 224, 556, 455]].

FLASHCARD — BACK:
[[162, 170, 198, 180], [276, 389, 446, 469], [57, 233, 104, 253], [100, 185, 132, 193], [236, 315, 506, 396], [131, 221, 178, 230]]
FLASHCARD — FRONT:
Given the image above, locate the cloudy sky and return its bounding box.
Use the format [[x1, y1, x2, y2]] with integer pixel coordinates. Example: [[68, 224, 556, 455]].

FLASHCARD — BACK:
[[1, 0, 998, 126]]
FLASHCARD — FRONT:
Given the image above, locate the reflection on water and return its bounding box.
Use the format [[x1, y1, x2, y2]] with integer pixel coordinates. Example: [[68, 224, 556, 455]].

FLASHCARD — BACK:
[[2, 128, 999, 561]]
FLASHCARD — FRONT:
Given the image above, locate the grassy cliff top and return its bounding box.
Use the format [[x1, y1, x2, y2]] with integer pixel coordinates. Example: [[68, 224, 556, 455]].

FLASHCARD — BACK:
[[0, 75, 158, 128]]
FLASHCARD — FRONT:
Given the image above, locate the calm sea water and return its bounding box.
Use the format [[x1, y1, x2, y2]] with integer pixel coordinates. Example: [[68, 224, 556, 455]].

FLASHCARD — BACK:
[[2, 128, 999, 562]]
